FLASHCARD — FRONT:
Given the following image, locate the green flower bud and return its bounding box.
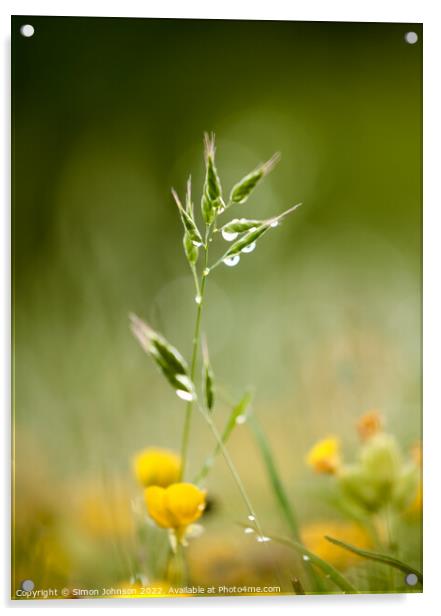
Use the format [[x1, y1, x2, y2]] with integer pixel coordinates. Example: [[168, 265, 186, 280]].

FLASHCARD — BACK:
[[229, 152, 280, 205], [201, 133, 223, 224], [172, 189, 204, 247], [130, 314, 196, 401], [183, 232, 199, 265], [360, 434, 402, 485]]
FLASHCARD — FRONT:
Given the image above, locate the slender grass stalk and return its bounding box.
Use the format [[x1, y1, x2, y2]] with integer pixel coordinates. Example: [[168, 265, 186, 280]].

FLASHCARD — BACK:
[[324, 536, 423, 584], [248, 413, 300, 539], [269, 535, 358, 594], [248, 412, 327, 592], [197, 402, 263, 532], [179, 228, 210, 480], [193, 391, 252, 484]]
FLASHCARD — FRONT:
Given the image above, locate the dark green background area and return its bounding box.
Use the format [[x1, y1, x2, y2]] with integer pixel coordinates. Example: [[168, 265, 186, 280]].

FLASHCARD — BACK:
[[12, 17, 421, 531]]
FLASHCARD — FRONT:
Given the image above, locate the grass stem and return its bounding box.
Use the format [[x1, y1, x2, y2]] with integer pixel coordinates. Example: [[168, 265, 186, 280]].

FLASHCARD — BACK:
[[179, 227, 210, 479]]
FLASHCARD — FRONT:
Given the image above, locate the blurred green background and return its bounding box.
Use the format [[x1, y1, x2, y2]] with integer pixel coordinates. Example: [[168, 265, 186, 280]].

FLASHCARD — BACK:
[[12, 17, 421, 591]]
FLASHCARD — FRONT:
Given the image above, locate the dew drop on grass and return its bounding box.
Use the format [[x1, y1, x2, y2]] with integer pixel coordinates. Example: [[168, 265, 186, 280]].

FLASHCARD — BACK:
[[195, 295, 202, 305], [248, 514, 256, 521], [235, 414, 247, 425], [223, 255, 240, 267], [192, 240, 203, 247], [176, 389, 194, 401], [241, 241, 256, 254], [203, 268, 210, 276], [256, 536, 271, 543], [270, 220, 279, 228], [222, 229, 239, 242], [302, 555, 310, 561], [244, 527, 255, 534]]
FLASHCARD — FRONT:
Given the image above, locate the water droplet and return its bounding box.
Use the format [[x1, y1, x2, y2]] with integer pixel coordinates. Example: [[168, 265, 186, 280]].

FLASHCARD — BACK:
[[197, 503, 206, 511], [192, 240, 203, 247], [244, 527, 254, 534], [222, 229, 239, 242], [195, 295, 202, 305], [223, 255, 240, 267], [302, 555, 310, 561], [203, 268, 210, 276], [248, 514, 256, 521], [218, 206, 225, 214], [270, 220, 279, 228], [257, 536, 271, 543], [176, 389, 194, 402], [235, 414, 247, 425], [241, 242, 256, 254]]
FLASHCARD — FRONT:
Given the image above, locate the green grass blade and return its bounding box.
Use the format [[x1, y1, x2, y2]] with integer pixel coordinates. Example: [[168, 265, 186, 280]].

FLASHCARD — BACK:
[[325, 536, 423, 584], [248, 413, 300, 540], [270, 535, 358, 594]]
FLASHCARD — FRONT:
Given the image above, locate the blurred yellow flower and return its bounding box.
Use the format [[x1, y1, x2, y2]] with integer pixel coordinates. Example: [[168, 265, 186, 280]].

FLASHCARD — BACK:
[[302, 521, 371, 569], [306, 436, 341, 474], [133, 447, 181, 488], [145, 482, 206, 543], [357, 410, 383, 441]]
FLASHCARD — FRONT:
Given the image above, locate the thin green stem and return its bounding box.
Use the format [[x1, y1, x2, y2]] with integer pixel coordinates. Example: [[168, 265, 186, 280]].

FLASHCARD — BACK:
[[324, 535, 423, 585], [197, 402, 267, 539], [179, 228, 210, 480], [248, 412, 300, 540], [269, 535, 358, 594]]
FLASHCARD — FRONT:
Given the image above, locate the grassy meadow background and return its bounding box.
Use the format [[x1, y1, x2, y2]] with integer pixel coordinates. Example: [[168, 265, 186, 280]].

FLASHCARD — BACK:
[[12, 17, 422, 594]]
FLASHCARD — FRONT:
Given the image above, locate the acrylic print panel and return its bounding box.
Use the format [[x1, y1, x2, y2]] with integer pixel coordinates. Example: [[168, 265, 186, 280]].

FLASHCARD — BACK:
[[11, 16, 422, 600]]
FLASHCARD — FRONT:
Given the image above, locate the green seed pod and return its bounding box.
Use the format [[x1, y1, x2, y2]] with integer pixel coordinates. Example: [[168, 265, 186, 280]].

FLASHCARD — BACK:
[[202, 337, 215, 411], [185, 175, 194, 215], [229, 152, 280, 205], [172, 188, 203, 246], [201, 133, 223, 224], [221, 218, 263, 234], [130, 314, 196, 401], [224, 223, 270, 258], [183, 231, 199, 265]]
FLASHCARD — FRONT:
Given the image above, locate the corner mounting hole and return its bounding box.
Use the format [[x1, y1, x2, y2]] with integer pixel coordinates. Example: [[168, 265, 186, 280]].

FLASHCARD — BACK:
[[405, 573, 418, 586], [20, 24, 35, 38], [404, 31, 418, 45]]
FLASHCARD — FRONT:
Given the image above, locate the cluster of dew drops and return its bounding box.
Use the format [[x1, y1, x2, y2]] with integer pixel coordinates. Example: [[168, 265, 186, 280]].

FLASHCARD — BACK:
[[221, 219, 279, 267], [243, 514, 271, 544]]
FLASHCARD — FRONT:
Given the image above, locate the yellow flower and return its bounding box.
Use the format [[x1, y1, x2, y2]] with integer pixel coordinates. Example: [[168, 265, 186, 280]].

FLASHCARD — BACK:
[[357, 410, 383, 441], [302, 521, 371, 569], [145, 482, 206, 543], [133, 447, 181, 488], [306, 436, 341, 474]]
